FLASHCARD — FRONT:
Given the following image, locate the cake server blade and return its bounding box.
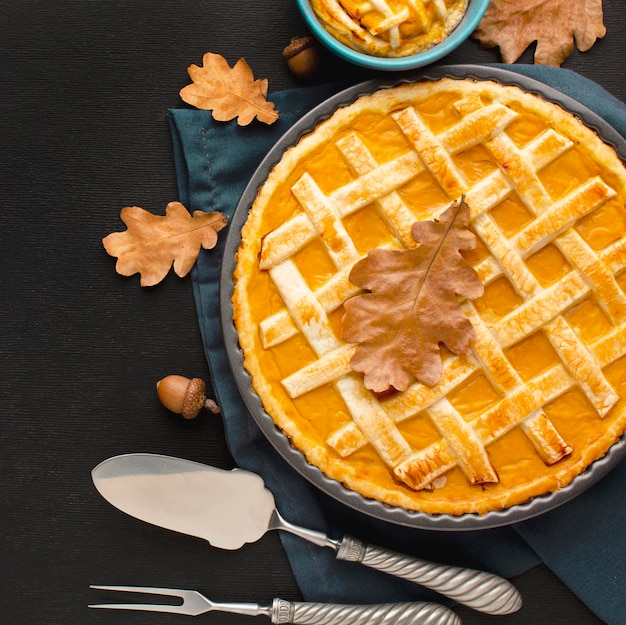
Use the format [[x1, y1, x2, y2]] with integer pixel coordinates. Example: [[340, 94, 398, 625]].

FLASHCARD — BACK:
[[92, 453, 522, 615]]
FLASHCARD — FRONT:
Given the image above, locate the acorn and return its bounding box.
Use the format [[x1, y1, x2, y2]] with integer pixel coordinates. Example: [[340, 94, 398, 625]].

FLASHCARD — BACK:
[[157, 375, 220, 419], [282, 36, 321, 81]]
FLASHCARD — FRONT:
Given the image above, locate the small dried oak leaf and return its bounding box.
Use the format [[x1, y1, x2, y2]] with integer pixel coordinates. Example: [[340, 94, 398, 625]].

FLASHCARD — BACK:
[[342, 198, 483, 393], [103, 202, 228, 286], [180, 52, 279, 125], [473, 0, 606, 67]]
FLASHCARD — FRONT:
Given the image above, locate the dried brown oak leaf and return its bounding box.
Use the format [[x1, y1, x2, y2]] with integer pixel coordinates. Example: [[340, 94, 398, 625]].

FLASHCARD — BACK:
[[180, 52, 279, 125], [103, 202, 228, 287], [342, 198, 484, 393], [473, 0, 606, 67]]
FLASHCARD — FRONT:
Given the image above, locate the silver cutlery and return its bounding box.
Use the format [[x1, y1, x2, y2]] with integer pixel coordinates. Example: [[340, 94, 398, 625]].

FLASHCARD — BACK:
[[89, 585, 461, 625], [92, 453, 522, 615]]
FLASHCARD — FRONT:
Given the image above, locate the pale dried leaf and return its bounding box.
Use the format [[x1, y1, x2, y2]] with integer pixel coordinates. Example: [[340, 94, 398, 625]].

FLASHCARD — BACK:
[[180, 52, 279, 125], [103, 202, 228, 286], [342, 198, 483, 392], [473, 0, 606, 66]]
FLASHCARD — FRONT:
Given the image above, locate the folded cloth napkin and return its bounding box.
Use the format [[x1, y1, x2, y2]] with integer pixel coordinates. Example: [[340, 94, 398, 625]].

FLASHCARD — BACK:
[[169, 65, 626, 624]]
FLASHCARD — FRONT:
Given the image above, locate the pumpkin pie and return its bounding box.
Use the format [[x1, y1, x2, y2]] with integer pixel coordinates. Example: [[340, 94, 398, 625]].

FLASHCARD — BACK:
[[232, 78, 626, 516]]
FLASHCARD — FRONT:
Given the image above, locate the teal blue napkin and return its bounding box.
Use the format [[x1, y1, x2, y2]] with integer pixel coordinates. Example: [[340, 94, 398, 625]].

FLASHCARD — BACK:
[[169, 66, 626, 625]]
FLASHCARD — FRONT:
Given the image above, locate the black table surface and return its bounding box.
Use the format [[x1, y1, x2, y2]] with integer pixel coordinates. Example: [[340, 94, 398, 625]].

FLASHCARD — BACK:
[[2, 2, 625, 624]]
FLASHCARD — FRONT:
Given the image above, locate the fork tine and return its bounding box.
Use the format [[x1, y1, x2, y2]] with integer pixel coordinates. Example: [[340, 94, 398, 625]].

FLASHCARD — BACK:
[[90, 585, 184, 597], [89, 585, 212, 616], [89, 602, 186, 614]]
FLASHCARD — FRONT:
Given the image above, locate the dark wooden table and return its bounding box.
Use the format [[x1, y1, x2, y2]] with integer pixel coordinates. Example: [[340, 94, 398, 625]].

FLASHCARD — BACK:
[[2, 2, 624, 624]]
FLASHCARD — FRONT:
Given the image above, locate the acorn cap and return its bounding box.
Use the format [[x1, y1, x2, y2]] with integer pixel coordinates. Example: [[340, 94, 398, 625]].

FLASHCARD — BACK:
[[282, 36, 316, 60], [181, 377, 206, 419]]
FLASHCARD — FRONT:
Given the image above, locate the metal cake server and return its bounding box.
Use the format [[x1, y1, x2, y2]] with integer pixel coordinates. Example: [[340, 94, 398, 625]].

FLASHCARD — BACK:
[[92, 453, 522, 615], [89, 585, 461, 625]]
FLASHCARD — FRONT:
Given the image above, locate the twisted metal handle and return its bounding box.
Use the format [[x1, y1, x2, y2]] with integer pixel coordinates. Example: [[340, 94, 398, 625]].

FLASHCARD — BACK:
[[272, 598, 461, 625], [336, 536, 522, 616]]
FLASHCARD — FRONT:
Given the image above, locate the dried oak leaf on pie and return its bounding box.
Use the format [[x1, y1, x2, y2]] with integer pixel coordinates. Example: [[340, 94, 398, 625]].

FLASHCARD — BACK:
[[180, 52, 279, 125], [342, 199, 484, 392], [103, 202, 228, 286], [473, 0, 606, 67]]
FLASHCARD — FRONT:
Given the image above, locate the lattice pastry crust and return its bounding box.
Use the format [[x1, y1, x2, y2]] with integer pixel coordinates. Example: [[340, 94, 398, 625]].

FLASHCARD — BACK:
[[310, 0, 469, 57], [233, 79, 626, 515]]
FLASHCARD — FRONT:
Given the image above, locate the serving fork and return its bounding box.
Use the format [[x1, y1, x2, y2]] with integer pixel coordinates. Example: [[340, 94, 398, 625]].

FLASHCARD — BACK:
[[89, 585, 462, 625]]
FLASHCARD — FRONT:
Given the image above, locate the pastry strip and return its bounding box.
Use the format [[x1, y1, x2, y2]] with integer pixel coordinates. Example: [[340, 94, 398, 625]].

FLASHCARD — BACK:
[[423, 397, 498, 485], [521, 411, 572, 465]]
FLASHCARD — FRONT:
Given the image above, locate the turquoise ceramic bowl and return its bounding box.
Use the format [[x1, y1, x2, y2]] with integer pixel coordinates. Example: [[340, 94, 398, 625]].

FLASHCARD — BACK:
[[295, 0, 491, 71]]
